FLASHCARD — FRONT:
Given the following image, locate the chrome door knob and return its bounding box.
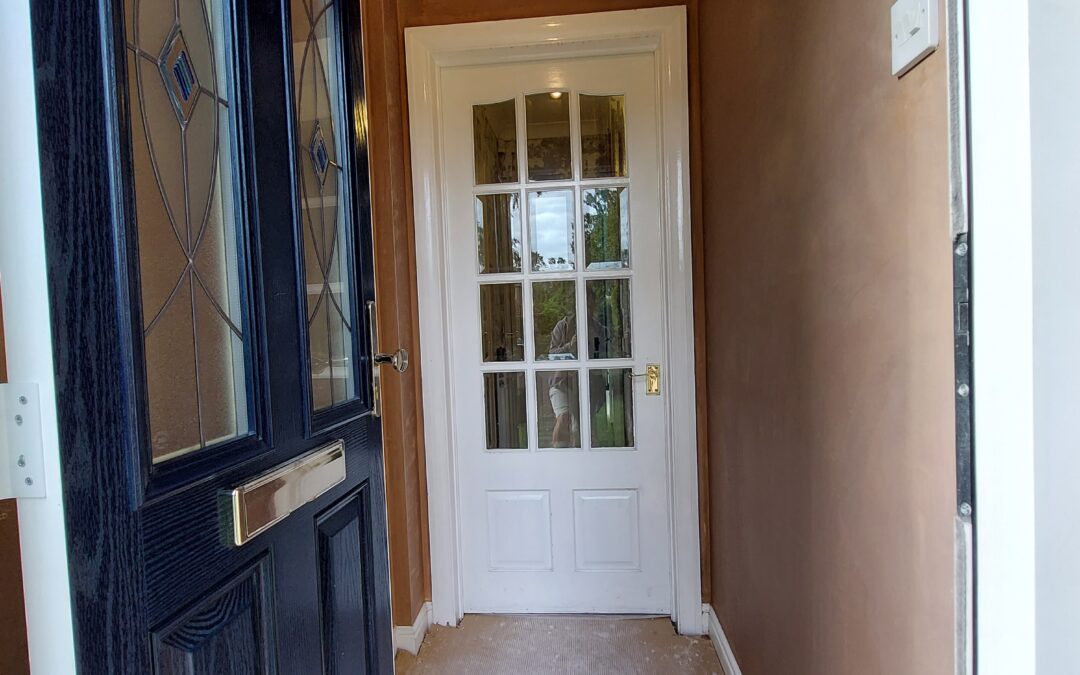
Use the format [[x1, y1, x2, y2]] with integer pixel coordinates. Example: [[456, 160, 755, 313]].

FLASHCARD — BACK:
[[374, 348, 409, 373]]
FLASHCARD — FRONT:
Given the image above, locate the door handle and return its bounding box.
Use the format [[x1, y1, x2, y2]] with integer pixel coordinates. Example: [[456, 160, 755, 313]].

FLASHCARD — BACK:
[[374, 349, 409, 373], [631, 363, 661, 396], [366, 301, 410, 418]]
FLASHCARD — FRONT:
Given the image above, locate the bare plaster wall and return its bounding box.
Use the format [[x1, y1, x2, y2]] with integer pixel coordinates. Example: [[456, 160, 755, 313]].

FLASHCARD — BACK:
[[700, 2, 956, 673]]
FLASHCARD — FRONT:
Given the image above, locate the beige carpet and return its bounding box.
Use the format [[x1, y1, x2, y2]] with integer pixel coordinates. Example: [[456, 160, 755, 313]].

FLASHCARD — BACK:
[[395, 615, 724, 675]]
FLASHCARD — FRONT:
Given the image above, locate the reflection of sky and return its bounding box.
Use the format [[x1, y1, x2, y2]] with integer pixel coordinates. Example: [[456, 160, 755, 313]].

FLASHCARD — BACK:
[[529, 191, 574, 269]]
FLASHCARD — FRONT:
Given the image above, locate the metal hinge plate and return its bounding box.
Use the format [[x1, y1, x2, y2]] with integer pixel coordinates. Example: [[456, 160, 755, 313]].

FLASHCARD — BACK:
[[0, 383, 46, 499]]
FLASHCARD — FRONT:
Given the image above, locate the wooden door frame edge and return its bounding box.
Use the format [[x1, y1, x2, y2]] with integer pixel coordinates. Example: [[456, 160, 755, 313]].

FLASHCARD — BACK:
[[404, 6, 704, 635]]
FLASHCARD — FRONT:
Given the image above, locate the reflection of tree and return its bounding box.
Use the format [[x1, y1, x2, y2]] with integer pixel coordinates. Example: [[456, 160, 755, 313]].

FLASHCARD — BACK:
[[531, 251, 568, 271], [583, 189, 625, 266], [532, 281, 576, 359]]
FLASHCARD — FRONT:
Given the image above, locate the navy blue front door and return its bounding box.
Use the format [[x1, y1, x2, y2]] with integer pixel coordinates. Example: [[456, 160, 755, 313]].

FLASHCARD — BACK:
[[31, 0, 393, 672]]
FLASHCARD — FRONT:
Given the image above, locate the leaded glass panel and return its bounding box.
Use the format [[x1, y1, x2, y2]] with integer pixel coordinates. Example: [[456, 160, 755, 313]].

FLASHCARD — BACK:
[[125, 0, 251, 463], [292, 0, 359, 411]]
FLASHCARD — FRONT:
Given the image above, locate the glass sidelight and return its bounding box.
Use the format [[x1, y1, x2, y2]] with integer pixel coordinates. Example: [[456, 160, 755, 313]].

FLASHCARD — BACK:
[[292, 0, 359, 412], [125, 0, 251, 463]]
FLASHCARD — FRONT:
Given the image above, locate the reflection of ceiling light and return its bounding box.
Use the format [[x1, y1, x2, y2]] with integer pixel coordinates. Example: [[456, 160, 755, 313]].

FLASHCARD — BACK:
[[545, 37, 559, 42], [550, 91, 563, 99], [545, 22, 562, 27]]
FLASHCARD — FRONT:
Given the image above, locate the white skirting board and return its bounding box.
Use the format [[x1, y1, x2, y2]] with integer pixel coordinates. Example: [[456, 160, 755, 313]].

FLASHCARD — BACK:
[[704, 604, 744, 675], [393, 602, 433, 655]]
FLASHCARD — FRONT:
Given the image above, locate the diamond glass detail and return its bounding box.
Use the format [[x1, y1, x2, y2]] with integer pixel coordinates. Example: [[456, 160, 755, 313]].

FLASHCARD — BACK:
[[309, 122, 331, 186], [159, 28, 200, 124]]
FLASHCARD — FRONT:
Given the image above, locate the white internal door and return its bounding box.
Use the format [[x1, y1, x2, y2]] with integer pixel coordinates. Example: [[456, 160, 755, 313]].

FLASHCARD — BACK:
[[441, 52, 672, 613]]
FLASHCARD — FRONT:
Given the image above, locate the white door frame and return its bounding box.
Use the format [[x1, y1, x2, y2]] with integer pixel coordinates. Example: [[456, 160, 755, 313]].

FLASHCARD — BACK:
[[405, 7, 703, 634]]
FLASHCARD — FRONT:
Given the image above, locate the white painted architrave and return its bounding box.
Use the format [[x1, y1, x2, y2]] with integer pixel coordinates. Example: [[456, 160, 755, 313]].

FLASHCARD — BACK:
[[0, 1, 78, 672], [405, 7, 702, 635]]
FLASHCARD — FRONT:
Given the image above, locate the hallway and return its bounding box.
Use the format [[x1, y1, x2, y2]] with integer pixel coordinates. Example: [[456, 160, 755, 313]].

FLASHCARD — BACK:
[[395, 615, 723, 674]]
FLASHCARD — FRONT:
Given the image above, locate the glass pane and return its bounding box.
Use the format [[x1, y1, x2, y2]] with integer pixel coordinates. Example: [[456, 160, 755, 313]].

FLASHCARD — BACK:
[[126, 0, 251, 463], [532, 281, 577, 361], [475, 193, 522, 273], [473, 99, 518, 184], [480, 284, 524, 362], [584, 187, 630, 270], [580, 94, 627, 179], [292, 0, 358, 411], [528, 190, 575, 272], [537, 370, 580, 449], [484, 372, 528, 450], [589, 368, 635, 448], [586, 279, 632, 360], [525, 92, 571, 181]]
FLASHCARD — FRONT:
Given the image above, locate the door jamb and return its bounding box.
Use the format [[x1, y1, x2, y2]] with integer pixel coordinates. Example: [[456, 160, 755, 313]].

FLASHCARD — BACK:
[[404, 6, 703, 634]]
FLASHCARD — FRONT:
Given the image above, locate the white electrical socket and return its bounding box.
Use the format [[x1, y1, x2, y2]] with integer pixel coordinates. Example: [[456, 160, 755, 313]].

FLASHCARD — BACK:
[[891, 0, 939, 76]]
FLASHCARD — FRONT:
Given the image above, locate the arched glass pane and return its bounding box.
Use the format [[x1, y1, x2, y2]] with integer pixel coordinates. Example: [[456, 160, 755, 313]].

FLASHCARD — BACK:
[[125, 0, 251, 463]]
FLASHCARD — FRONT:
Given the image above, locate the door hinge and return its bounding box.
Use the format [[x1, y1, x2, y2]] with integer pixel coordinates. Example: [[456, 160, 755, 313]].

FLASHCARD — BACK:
[[0, 383, 46, 499]]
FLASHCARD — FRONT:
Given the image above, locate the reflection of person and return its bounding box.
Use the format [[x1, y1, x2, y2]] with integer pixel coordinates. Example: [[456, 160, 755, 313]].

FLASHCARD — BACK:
[[548, 313, 577, 447]]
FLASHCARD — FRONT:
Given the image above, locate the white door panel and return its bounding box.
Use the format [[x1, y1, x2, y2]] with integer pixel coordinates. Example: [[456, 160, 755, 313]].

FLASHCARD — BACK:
[[441, 53, 672, 614]]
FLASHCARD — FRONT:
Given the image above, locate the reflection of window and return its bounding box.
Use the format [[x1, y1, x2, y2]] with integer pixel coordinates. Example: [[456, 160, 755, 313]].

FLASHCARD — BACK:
[[525, 93, 572, 181], [476, 193, 522, 274], [292, 0, 358, 411], [473, 100, 518, 184], [126, 0, 251, 463], [580, 94, 628, 179]]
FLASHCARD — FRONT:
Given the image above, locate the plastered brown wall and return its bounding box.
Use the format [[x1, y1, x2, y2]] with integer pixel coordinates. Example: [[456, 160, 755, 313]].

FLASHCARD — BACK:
[[365, 0, 708, 625], [700, 2, 955, 673]]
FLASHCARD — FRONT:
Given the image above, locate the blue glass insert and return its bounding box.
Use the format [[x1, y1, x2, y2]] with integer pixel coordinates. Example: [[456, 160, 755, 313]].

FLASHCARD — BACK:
[[309, 122, 330, 186], [158, 28, 200, 124]]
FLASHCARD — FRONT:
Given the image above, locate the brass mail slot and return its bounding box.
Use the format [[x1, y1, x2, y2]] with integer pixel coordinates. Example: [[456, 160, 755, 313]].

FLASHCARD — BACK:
[[231, 441, 346, 546]]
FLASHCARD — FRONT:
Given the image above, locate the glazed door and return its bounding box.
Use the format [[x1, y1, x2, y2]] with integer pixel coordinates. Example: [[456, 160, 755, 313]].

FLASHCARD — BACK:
[[441, 53, 673, 613], [31, 0, 393, 672]]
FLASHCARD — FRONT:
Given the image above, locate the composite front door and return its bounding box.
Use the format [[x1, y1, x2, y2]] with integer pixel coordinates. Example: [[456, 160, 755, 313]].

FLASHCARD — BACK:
[[32, 0, 393, 672], [441, 53, 673, 613]]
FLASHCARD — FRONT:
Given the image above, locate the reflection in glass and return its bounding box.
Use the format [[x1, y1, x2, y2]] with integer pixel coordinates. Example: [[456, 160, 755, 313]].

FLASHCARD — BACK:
[[532, 281, 577, 361], [586, 279, 632, 360], [473, 99, 518, 184], [475, 193, 522, 274], [525, 92, 572, 182], [580, 94, 627, 179], [484, 372, 528, 450], [528, 190, 575, 272], [537, 370, 580, 449], [584, 187, 630, 270], [480, 284, 524, 362], [292, 0, 358, 411], [589, 368, 635, 448], [126, 0, 251, 462]]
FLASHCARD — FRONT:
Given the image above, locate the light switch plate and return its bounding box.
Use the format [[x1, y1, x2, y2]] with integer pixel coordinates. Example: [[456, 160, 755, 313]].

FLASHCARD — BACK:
[[891, 0, 938, 76]]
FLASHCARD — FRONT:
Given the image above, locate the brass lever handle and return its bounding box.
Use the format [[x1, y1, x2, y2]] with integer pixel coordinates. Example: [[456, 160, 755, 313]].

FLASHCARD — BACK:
[[374, 348, 409, 373], [631, 363, 661, 396]]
